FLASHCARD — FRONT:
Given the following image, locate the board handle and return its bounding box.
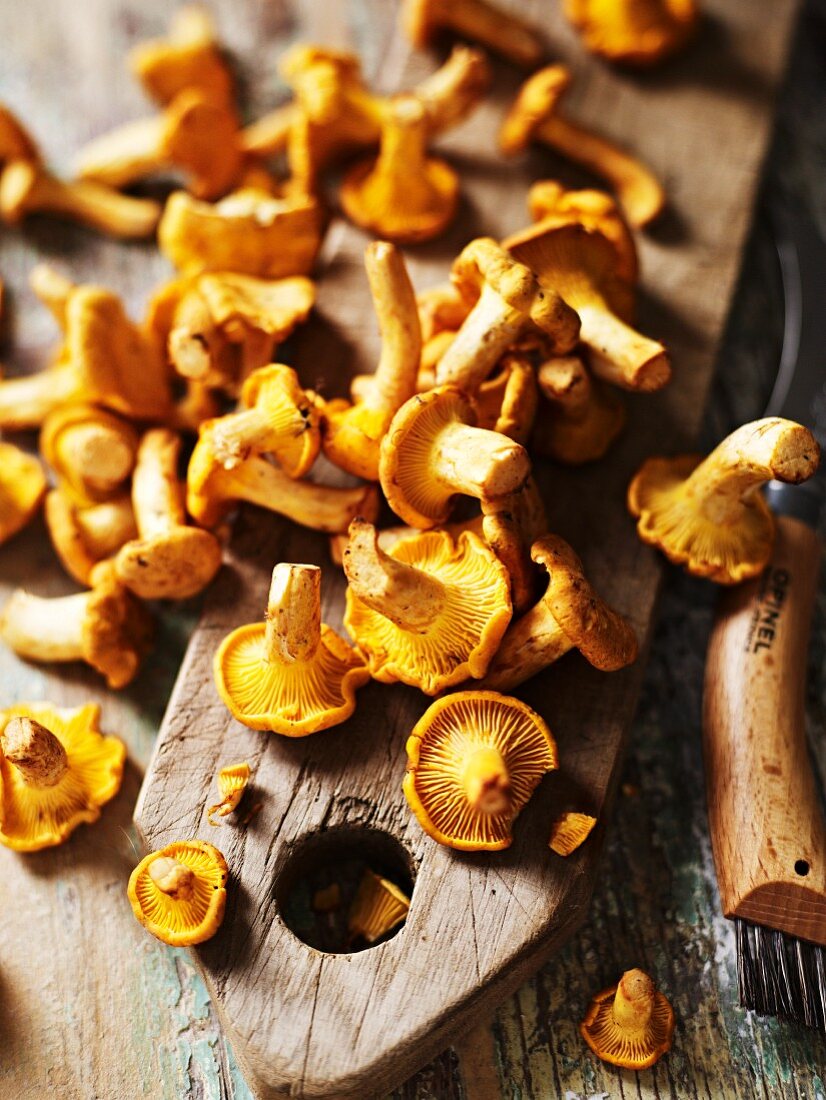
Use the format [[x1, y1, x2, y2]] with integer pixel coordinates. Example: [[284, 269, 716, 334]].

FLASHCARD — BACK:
[[702, 513, 826, 944]]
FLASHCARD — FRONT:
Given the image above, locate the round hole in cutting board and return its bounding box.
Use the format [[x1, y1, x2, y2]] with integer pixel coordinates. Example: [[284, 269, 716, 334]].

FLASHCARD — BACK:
[[795, 859, 810, 877], [275, 826, 415, 954]]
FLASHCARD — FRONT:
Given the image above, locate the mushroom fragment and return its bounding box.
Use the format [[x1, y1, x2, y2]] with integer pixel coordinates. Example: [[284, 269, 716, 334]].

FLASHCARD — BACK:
[[347, 870, 410, 945], [45, 490, 138, 585], [114, 429, 223, 600], [403, 691, 558, 851], [128, 839, 228, 946], [478, 535, 638, 691], [499, 66, 664, 228], [379, 385, 531, 529], [580, 969, 675, 1068], [129, 5, 234, 106], [534, 354, 626, 464], [323, 241, 422, 480], [343, 520, 511, 695], [0, 442, 47, 546], [214, 563, 370, 735], [549, 811, 597, 856], [207, 761, 251, 825], [474, 353, 539, 445], [402, 0, 544, 68], [0, 561, 153, 689], [435, 238, 580, 392], [564, 0, 699, 68], [627, 417, 820, 584], [0, 704, 125, 852], [40, 405, 139, 503]]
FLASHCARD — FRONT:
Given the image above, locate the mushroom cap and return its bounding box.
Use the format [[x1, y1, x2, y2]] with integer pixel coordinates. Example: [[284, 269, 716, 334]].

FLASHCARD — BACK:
[[403, 691, 558, 851], [0, 103, 39, 164], [344, 529, 512, 694], [0, 441, 46, 546], [564, 0, 699, 67], [532, 535, 638, 671], [549, 810, 597, 856], [499, 65, 572, 155], [580, 968, 675, 1068], [322, 399, 391, 481], [475, 354, 539, 444], [127, 839, 228, 946], [129, 8, 234, 106], [0, 702, 125, 852], [348, 869, 410, 944], [207, 761, 251, 825], [83, 561, 154, 688], [238, 363, 321, 478], [198, 273, 315, 341], [214, 622, 370, 735], [114, 525, 223, 600], [160, 90, 243, 200]]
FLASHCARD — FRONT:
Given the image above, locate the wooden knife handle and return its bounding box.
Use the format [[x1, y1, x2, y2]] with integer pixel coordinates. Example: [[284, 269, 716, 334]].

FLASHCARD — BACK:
[[703, 513, 826, 943]]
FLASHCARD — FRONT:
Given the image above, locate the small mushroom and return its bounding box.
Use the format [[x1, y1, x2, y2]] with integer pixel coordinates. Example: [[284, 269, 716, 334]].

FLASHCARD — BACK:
[[45, 490, 138, 585], [627, 417, 820, 584], [40, 404, 139, 503], [128, 839, 228, 946], [0, 704, 125, 852], [347, 870, 410, 945], [413, 45, 491, 133], [128, 5, 234, 106], [402, 0, 544, 68], [323, 241, 422, 480], [379, 385, 531, 529], [341, 95, 459, 243], [499, 66, 664, 229], [478, 534, 638, 691], [504, 222, 669, 392], [474, 352, 539, 445], [114, 429, 223, 600], [0, 442, 47, 546], [549, 811, 597, 856], [435, 238, 580, 392], [533, 354, 626, 464], [343, 519, 511, 695], [580, 969, 675, 1068], [207, 761, 251, 825], [564, 0, 699, 68], [403, 691, 558, 851], [0, 560, 153, 689], [480, 475, 548, 615], [214, 563, 370, 735]]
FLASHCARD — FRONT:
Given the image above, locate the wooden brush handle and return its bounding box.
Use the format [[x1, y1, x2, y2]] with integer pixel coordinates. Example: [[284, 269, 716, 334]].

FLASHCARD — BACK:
[[703, 513, 826, 943]]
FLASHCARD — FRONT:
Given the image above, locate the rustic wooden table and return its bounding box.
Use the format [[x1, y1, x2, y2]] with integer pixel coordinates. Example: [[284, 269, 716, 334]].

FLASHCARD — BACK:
[[1, 1, 825, 1098]]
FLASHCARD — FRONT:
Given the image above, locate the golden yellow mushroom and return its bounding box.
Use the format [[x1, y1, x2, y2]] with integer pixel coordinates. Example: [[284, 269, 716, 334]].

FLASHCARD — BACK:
[[129, 5, 234, 107], [128, 839, 228, 946], [348, 869, 410, 945], [207, 762, 251, 826], [549, 811, 597, 856], [401, 0, 544, 68], [564, 0, 698, 68], [533, 354, 626, 465], [0, 442, 47, 547], [44, 490, 138, 586], [40, 404, 138, 505], [580, 969, 675, 1068]]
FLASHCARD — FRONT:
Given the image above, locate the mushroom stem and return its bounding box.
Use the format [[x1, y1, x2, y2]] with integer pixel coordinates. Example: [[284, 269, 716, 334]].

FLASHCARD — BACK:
[[414, 47, 490, 134], [434, 420, 530, 501], [148, 855, 196, 901], [30, 263, 75, 328], [169, 292, 226, 382], [75, 497, 138, 557], [463, 745, 511, 813], [417, 0, 542, 68], [0, 589, 89, 663], [612, 969, 655, 1032], [577, 304, 668, 392], [210, 406, 276, 468], [538, 355, 592, 412], [132, 430, 187, 538], [0, 363, 84, 430], [74, 116, 165, 189], [363, 241, 422, 411], [435, 281, 530, 391], [343, 520, 445, 632], [264, 563, 322, 664], [1, 716, 68, 787], [478, 601, 571, 691], [56, 422, 135, 496]]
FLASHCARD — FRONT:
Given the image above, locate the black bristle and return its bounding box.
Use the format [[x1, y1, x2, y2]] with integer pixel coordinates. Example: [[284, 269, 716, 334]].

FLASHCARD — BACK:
[[736, 918, 826, 1030]]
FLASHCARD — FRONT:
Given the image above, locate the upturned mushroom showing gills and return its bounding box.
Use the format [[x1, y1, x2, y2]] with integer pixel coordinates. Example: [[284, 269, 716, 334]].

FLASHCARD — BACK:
[[343, 520, 512, 695], [128, 840, 228, 946], [215, 563, 370, 735], [0, 703, 125, 852], [504, 222, 670, 392], [549, 810, 597, 856], [348, 869, 410, 945], [479, 534, 638, 691], [401, 0, 544, 69], [499, 65, 664, 229], [40, 404, 138, 504], [341, 95, 459, 244], [0, 561, 153, 689], [379, 386, 532, 529], [403, 691, 558, 851], [207, 762, 251, 825], [580, 968, 675, 1068], [435, 238, 580, 392], [533, 354, 626, 464], [114, 429, 223, 600], [128, 5, 234, 107], [628, 417, 820, 584], [0, 442, 47, 546], [564, 0, 699, 68], [323, 242, 422, 481]]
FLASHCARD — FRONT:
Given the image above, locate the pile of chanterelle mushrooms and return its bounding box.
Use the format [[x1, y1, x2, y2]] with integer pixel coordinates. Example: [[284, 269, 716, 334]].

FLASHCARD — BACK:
[[0, 0, 819, 1071]]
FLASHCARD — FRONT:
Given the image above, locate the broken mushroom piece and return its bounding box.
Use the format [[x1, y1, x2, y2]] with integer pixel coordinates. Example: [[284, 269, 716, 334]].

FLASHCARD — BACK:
[[504, 222, 669, 392], [0, 442, 47, 547], [207, 761, 251, 825], [564, 0, 699, 68], [402, 0, 544, 68], [480, 475, 548, 616], [40, 405, 139, 504], [435, 238, 580, 392], [627, 417, 820, 584], [534, 354, 626, 464], [214, 563, 370, 735], [549, 811, 597, 856], [0, 560, 153, 689], [129, 5, 234, 107], [115, 429, 223, 600], [403, 691, 558, 851], [128, 840, 228, 947], [580, 969, 675, 1069], [499, 66, 664, 229], [343, 520, 511, 695], [474, 352, 539, 445], [479, 534, 638, 691], [348, 870, 410, 945], [323, 241, 422, 480], [45, 490, 138, 586], [0, 704, 125, 852], [379, 385, 531, 529]]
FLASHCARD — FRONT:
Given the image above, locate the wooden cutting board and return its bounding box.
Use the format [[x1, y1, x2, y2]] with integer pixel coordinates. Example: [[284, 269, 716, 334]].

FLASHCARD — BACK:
[[136, 2, 800, 1096]]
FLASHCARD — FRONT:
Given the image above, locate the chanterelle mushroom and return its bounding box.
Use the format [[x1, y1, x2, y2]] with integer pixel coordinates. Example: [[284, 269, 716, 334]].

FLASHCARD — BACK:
[[403, 691, 558, 851], [478, 534, 638, 691], [401, 0, 544, 69], [40, 404, 138, 504], [580, 968, 675, 1068], [627, 417, 820, 584], [0, 703, 125, 852], [45, 490, 138, 586], [0, 560, 153, 689], [564, 0, 699, 68], [435, 237, 580, 392], [348, 870, 410, 945], [129, 5, 234, 107], [0, 442, 47, 546], [214, 563, 370, 735], [128, 839, 228, 946], [474, 352, 539, 445], [343, 519, 512, 695], [207, 761, 251, 826], [533, 354, 626, 464], [499, 65, 664, 229]]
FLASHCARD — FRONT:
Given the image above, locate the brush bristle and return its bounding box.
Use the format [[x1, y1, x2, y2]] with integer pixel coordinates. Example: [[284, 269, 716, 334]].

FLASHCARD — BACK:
[[736, 918, 826, 1030]]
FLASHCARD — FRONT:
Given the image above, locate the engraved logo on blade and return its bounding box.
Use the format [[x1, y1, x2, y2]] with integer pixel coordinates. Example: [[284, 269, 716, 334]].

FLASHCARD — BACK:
[[745, 567, 790, 654]]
